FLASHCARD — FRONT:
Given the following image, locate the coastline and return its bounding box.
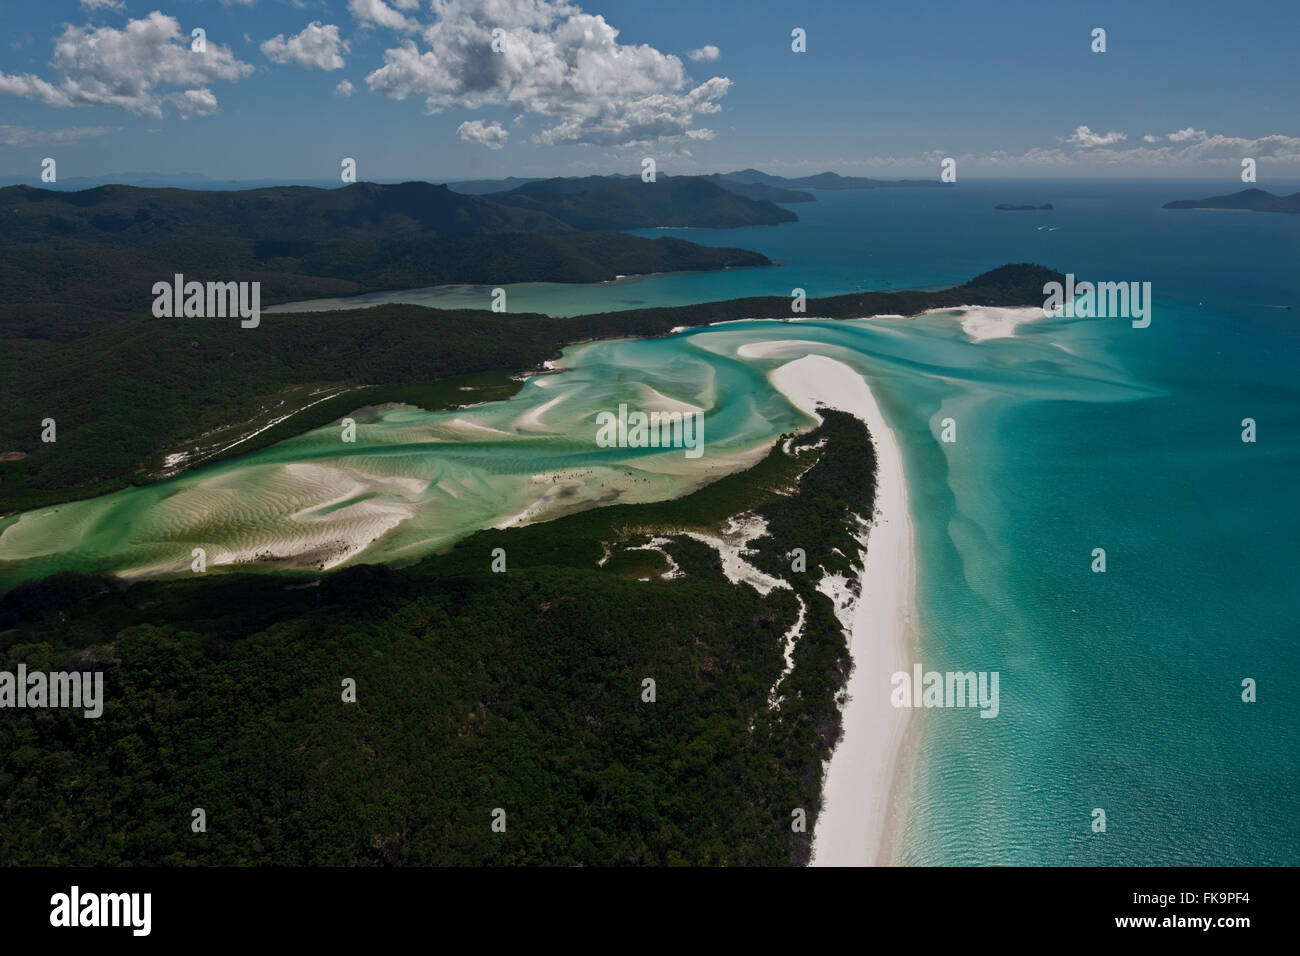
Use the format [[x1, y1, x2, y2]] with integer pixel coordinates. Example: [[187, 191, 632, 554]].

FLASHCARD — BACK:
[[766, 354, 917, 867]]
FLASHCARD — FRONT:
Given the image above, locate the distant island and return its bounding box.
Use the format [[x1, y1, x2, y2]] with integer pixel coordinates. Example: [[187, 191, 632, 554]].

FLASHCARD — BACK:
[[721, 169, 949, 190], [1163, 188, 1300, 214], [686, 174, 814, 203], [449, 172, 815, 204], [490, 176, 798, 228], [995, 203, 1053, 211], [448, 168, 947, 197]]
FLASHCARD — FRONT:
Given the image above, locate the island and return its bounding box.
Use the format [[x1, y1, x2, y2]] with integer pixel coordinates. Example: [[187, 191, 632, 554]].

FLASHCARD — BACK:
[[995, 203, 1053, 211], [1163, 188, 1300, 214], [490, 175, 799, 228], [450, 172, 817, 204], [722, 169, 951, 190]]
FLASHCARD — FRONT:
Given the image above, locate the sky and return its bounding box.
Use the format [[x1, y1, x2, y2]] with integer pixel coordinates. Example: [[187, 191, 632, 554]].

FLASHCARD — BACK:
[[1, 0, 1297, 183]]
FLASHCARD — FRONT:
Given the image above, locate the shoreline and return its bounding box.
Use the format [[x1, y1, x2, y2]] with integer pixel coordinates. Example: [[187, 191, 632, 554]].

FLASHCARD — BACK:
[[766, 353, 917, 868]]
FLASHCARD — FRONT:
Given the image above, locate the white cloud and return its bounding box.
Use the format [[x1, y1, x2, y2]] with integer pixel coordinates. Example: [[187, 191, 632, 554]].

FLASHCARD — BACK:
[[79, 0, 125, 11], [349, 0, 421, 33], [0, 124, 118, 146], [0, 12, 253, 117], [1162, 132, 1300, 162], [0, 73, 71, 107], [457, 118, 509, 148], [335, 79, 355, 99], [888, 129, 1300, 172], [262, 22, 349, 71], [167, 88, 219, 117], [1064, 125, 1127, 148], [1166, 127, 1207, 143], [687, 45, 719, 62], [357, 0, 729, 147]]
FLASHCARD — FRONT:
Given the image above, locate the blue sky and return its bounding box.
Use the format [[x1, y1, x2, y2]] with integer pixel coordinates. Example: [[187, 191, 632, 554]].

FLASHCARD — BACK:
[[1, 0, 1297, 182]]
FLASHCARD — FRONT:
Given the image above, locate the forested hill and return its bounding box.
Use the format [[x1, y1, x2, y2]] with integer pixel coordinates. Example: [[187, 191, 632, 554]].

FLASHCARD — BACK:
[[491, 176, 799, 229], [721, 168, 949, 190], [1162, 188, 1300, 214], [448, 173, 815, 205], [685, 174, 814, 203], [0, 181, 575, 242], [0, 177, 781, 326], [1, 175, 799, 244], [0, 231, 770, 317]]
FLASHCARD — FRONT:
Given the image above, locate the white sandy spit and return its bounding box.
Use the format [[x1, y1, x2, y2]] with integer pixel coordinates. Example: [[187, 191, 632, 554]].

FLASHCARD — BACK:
[[939, 304, 1044, 342], [767, 353, 917, 867]]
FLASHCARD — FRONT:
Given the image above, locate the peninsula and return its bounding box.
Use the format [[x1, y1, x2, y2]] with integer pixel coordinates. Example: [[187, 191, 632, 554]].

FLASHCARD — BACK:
[[1163, 188, 1300, 214]]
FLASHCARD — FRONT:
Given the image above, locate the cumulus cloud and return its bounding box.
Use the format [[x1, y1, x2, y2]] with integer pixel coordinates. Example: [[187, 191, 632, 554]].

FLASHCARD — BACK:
[[167, 88, 219, 117], [262, 22, 349, 71], [0, 12, 253, 117], [356, 0, 729, 147], [1063, 125, 1127, 148], [1042, 130, 1300, 166], [687, 45, 719, 61], [457, 118, 509, 148], [335, 79, 355, 99], [349, 0, 422, 33], [1143, 134, 1159, 143], [0, 124, 118, 146]]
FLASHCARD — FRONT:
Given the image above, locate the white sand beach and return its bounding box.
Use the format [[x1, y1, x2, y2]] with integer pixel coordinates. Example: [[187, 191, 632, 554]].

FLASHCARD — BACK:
[[942, 304, 1045, 342], [767, 353, 917, 867]]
